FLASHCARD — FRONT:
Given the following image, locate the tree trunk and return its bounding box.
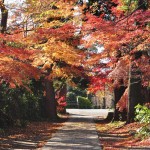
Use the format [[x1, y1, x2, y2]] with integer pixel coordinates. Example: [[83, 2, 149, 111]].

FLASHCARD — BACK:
[[141, 87, 150, 103], [0, 0, 8, 33], [44, 79, 58, 120], [113, 86, 126, 121], [127, 61, 142, 123]]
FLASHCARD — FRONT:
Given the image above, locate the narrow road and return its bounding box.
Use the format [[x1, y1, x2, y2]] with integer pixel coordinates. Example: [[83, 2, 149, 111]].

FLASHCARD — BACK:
[[41, 109, 110, 150]]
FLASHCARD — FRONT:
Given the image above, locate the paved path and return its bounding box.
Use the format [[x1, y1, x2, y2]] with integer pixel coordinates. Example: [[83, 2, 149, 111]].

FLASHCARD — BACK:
[[41, 109, 110, 150]]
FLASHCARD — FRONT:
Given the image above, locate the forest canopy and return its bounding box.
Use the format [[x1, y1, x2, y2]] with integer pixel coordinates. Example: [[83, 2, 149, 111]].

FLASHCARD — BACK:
[[0, 0, 149, 125]]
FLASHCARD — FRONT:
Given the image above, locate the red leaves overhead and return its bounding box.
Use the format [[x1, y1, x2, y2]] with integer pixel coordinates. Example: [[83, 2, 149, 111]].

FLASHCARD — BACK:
[[0, 43, 40, 87], [88, 77, 109, 93], [0, 44, 34, 61], [37, 23, 76, 40], [88, 65, 111, 93]]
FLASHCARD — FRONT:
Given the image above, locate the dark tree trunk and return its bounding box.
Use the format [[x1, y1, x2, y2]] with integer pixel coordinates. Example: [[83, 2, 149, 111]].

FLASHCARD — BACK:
[[127, 62, 142, 123], [44, 79, 58, 120], [113, 86, 126, 121], [0, 0, 8, 33], [141, 87, 150, 103]]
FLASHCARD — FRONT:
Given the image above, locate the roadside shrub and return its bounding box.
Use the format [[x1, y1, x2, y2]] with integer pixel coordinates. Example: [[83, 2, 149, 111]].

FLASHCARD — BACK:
[[66, 92, 77, 108], [135, 103, 150, 123], [67, 92, 76, 102], [78, 96, 92, 109], [135, 103, 150, 138], [0, 80, 45, 128]]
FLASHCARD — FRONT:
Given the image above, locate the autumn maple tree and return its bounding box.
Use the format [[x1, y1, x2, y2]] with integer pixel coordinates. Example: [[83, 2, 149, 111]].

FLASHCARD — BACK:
[[80, 0, 150, 122], [0, 1, 40, 88], [18, 0, 88, 119], [0, 0, 88, 121]]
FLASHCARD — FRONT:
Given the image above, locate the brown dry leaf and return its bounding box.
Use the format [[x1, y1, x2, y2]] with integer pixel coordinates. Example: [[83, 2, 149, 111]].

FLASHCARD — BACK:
[[0, 118, 68, 149], [96, 121, 150, 149]]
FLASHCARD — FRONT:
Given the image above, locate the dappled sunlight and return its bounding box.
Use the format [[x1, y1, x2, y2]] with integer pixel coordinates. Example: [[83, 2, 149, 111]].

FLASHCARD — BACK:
[[0, 121, 63, 149], [43, 109, 103, 149], [96, 121, 150, 149]]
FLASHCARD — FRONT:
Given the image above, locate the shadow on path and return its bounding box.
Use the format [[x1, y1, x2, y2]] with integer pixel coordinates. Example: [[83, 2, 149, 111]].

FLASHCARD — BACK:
[[42, 110, 103, 150]]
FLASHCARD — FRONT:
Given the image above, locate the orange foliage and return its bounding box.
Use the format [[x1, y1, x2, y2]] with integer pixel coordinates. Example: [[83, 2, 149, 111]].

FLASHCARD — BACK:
[[0, 41, 40, 87], [21, 0, 88, 84]]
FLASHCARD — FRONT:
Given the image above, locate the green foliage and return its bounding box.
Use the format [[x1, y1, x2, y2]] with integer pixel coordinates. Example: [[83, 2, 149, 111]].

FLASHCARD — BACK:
[[67, 92, 76, 102], [66, 92, 77, 108], [66, 86, 91, 108], [78, 96, 92, 109], [118, 0, 138, 12], [135, 104, 150, 138], [136, 126, 150, 139], [0, 80, 45, 128], [68, 86, 87, 97], [135, 104, 150, 124], [7, 42, 26, 48]]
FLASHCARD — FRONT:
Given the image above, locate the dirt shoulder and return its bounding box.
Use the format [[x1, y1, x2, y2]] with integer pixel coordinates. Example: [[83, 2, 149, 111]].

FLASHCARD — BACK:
[[96, 121, 150, 150]]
